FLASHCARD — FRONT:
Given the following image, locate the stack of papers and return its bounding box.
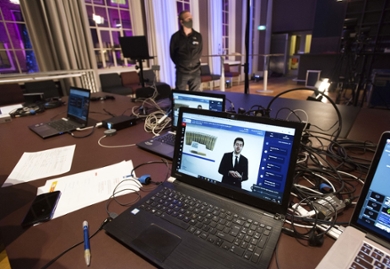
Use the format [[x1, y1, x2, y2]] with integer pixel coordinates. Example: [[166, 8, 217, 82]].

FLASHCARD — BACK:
[[2, 145, 76, 187], [3, 145, 140, 219], [38, 160, 140, 219]]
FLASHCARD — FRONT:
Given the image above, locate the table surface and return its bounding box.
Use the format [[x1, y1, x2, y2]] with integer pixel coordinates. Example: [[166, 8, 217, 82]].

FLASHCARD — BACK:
[[1, 92, 390, 269]]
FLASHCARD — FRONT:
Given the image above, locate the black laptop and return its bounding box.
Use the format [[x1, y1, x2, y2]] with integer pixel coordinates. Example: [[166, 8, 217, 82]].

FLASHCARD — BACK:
[[136, 90, 226, 159], [28, 87, 91, 139], [316, 131, 390, 269], [105, 107, 304, 269]]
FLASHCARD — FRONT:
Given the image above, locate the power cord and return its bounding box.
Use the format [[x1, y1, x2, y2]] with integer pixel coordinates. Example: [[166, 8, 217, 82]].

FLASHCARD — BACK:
[[68, 122, 102, 138], [40, 217, 112, 269], [97, 130, 136, 148], [265, 87, 343, 141], [105, 159, 170, 219], [144, 109, 172, 136]]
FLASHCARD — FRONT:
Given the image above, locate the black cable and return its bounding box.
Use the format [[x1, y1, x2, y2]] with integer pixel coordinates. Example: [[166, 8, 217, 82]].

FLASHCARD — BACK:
[[105, 159, 171, 218], [103, 108, 116, 117], [265, 87, 343, 141], [225, 98, 236, 113], [40, 217, 112, 269]]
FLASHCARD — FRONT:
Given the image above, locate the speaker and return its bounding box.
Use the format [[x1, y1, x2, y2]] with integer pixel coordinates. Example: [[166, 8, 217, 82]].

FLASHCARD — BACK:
[[368, 71, 390, 108]]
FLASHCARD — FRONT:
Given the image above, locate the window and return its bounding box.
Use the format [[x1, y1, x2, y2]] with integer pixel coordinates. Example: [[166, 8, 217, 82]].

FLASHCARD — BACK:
[[222, 0, 229, 57], [0, 0, 38, 74], [176, 0, 190, 26], [176, 0, 190, 14], [85, 0, 133, 68]]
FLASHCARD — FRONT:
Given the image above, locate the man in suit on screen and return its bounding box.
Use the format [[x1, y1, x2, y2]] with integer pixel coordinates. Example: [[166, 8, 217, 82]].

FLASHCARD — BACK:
[[218, 137, 248, 188]]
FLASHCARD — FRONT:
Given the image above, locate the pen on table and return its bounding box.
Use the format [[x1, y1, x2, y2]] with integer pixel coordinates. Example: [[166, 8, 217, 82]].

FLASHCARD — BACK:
[[83, 220, 91, 266]]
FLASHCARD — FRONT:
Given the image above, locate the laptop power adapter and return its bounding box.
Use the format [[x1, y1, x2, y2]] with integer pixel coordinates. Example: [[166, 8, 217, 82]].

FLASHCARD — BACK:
[[102, 115, 137, 131]]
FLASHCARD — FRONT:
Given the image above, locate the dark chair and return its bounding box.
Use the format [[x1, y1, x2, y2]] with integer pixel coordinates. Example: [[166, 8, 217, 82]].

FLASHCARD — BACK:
[[99, 73, 134, 96], [224, 64, 240, 86], [24, 80, 61, 99], [0, 83, 25, 106], [142, 69, 157, 86], [201, 65, 220, 90], [135, 69, 171, 100], [120, 71, 141, 92]]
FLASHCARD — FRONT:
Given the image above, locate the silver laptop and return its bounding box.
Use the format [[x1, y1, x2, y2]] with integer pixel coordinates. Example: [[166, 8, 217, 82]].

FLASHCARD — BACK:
[[136, 90, 226, 159], [28, 87, 92, 139], [316, 131, 390, 268], [105, 107, 304, 269]]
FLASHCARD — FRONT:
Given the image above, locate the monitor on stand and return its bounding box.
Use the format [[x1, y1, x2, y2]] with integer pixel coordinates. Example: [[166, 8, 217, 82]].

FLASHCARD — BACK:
[[119, 36, 154, 88]]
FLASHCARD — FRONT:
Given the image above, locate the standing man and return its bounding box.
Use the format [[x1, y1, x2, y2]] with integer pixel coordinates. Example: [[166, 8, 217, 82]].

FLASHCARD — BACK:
[[170, 10, 203, 91], [218, 137, 249, 188]]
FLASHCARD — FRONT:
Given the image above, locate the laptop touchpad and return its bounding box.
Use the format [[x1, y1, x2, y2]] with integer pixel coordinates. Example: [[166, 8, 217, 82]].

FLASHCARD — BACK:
[[132, 224, 181, 262]]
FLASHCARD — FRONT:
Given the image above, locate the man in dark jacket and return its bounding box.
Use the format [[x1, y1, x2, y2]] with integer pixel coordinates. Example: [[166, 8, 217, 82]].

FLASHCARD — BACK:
[[170, 10, 203, 91], [218, 137, 249, 188]]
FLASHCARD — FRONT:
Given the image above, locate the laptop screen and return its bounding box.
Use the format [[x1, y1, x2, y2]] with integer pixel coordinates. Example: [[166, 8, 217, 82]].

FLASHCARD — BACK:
[[172, 108, 303, 214], [67, 87, 91, 123], [171, 90, 225, 129], [353, 132, 390, 242]]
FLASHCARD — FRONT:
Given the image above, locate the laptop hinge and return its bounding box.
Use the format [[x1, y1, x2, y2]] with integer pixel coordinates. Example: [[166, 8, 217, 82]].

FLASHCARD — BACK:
[[263, 212, 285, 222], [366, 232, 390, 249]]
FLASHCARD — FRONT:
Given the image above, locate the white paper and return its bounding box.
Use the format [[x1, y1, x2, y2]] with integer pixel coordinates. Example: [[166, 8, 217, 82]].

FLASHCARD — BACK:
[[38, 160, 140, 219], [2, 145, 75, 187], [0, 104, 23, 117]]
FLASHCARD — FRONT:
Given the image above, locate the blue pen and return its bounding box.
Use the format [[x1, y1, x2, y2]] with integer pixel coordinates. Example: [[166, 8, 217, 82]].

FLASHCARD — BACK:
[[83, 221, 91, 266]]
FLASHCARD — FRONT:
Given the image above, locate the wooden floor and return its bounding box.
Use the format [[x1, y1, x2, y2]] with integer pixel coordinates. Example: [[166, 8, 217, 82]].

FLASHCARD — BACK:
[[0, 243, 10, 269], [205, 74, 340, 104]]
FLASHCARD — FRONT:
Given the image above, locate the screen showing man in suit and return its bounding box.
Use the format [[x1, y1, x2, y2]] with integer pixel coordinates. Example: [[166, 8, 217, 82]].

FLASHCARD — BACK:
[[218, 137, 248, 188]]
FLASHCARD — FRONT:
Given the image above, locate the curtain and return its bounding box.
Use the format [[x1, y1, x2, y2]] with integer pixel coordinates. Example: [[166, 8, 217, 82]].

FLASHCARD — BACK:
[[144, 0, 177, 88], [208, 0, 222, 75], [20, 0, 97, 93]]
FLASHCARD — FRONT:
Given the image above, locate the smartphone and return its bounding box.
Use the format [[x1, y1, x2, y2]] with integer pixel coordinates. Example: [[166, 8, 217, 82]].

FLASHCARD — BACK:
[[21, 191, 61, 228]]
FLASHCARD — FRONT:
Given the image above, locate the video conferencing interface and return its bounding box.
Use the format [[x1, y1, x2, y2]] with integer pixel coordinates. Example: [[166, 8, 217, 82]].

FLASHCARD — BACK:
[[357, 138, 390, 239], [172, 93, 224, 127], [176, 111, 297, 205], [67, 88, 89, 121]]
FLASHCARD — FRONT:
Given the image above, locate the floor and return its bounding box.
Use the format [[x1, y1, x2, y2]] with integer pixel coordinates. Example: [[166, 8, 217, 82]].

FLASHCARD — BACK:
[[0, 242, 10, 269], [205, 73, 341, 105]]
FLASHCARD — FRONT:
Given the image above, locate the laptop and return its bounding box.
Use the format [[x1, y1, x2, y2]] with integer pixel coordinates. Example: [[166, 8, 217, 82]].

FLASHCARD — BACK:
[[316, 131, 390, 269], [136, 90, 226, 159], [29, 87, 92, 139], [105, 107, 304, 269]]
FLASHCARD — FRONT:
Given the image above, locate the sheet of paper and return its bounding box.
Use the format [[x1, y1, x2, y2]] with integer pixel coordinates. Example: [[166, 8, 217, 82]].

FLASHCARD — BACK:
[[2, 145, 76, 188], [37, 160, 140, 219], [0, 104, 23, 116]]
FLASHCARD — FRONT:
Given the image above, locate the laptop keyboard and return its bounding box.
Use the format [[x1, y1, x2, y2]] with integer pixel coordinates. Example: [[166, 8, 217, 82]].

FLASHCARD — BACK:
[[351, 242, 390, 269], [48, 120, 78, 132], [139, 187, 272, 264], [155, 133, 176, 146]]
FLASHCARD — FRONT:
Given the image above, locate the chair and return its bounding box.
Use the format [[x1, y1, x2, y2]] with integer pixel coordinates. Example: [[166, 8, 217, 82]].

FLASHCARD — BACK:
[[142, 69, 157, 86], [135, 69, 171, 100], [200, 65, 220, 90], [224, 64, 240, 86], [24, 80, 61, 99], [120, 71, 141, 91], [0, 83, 25, 106], [99, 73, 134, 96]]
